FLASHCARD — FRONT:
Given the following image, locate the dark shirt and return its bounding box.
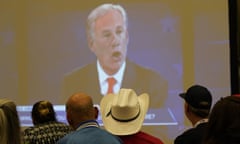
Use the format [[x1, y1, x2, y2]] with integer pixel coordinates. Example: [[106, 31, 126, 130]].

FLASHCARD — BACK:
[[174, 122, 207, 144], [23, 121, 72, 144]]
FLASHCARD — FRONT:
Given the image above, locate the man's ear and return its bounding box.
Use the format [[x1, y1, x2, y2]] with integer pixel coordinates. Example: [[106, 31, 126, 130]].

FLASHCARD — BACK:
[[88, 37, 94, 52], [184, 102, 190, 113], [93, 106, 99, 119], [66, 112, 72, 126]]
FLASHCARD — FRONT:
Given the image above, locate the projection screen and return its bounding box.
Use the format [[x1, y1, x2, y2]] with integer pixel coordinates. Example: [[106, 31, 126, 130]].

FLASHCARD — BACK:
[[0, 0, 230, 143]]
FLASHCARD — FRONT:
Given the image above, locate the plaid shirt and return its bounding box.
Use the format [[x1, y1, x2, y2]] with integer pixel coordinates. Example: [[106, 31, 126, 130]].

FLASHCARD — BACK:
[[23, 121, 72, 144]]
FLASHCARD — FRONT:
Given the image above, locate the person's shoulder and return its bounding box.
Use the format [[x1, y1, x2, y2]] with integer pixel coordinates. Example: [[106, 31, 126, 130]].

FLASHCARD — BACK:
[[71, 127, 122, 143], [126, 60, 166, 82], [57, 130, 77, 143], [23, 123, 49, 133], [23, 126, 36, 134], [120, 131, 163, 144], [52, 121, 69, 126], [65, 62, 96, 77], [49, 121, 73, 130], [90, 126, 115, 136], [174, 127, 204, 144], [197, 122, 208, 128], [56, 133, 69, 144], [136, 131, 164, 144], [89, 127, 122, 142], [100, 130, 122, 143], [126, 60, 155, 72], [178, 127, 198, 137]]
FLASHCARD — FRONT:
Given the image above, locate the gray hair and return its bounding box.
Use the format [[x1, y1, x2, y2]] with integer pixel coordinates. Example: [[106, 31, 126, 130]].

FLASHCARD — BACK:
[[86, 3, 128, 40]]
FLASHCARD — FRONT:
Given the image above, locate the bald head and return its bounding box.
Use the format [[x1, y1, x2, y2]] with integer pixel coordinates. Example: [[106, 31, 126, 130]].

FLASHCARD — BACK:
[[66, 93, 98, 129], [67, 93, 93, 111]]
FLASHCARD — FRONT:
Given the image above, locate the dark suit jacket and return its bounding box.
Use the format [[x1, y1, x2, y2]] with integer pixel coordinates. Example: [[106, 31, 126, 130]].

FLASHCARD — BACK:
[[174, 122, 208, 144], [63, 60, 168, 108]]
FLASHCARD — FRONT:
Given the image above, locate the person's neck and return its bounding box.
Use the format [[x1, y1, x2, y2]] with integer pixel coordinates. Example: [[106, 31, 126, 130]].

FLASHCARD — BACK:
[[189, 115, 207, 126], [191, 118, 201, 126], [104, 69, 117, 75], [98, 60, 124, 75]]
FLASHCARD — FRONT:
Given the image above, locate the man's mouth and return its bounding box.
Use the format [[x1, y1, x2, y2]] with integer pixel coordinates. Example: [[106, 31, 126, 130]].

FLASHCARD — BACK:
[[112, 51, 122, 61], [113, 51, 121, 57]]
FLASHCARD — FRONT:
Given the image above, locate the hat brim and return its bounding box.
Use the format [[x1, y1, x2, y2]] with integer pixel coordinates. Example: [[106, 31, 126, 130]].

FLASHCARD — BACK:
[[179, 93, 186, 99], [100, 93, 149, 135]]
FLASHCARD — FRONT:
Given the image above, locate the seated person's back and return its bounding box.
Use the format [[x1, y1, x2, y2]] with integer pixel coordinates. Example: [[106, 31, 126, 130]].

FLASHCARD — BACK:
[[23, 100, 72, 144], [100, 88, 164, 144], [0, 98, 22, 144], [57, 92, 122, 144], [203, 95, 240, 144], [174, 85, 213, 144]]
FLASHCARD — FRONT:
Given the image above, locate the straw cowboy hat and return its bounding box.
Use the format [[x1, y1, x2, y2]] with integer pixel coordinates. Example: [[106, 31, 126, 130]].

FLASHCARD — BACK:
[[100, 88, 149, 135]]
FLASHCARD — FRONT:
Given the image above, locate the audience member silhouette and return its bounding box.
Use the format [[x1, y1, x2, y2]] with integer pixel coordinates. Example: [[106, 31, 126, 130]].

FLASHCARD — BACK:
[[0, 98, 22, 144], [203, 95, 240, 144], [23, 100, 72, 144], [174, 85, 212, 144], [100, 88, 164, 144], [57, 92, 122, 144]]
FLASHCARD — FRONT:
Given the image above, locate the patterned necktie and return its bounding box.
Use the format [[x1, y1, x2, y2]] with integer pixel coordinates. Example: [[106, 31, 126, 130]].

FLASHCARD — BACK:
[[107, 77, 116, 94]]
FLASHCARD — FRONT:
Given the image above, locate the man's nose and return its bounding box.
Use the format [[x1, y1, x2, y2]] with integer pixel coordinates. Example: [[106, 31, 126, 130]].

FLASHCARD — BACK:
[[111, 33, 120, 47]]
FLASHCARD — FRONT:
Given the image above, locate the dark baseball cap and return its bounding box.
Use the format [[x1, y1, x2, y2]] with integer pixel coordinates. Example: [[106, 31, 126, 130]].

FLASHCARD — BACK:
[[179, 85, 212, 109]]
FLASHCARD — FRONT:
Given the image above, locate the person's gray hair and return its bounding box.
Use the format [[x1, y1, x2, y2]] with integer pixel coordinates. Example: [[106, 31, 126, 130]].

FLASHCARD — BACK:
[[86, 3, 128, 40]]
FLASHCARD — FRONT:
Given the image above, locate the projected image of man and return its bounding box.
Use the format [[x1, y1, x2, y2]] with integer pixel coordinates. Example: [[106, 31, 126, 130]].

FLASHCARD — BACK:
[[63, 3, 168, 108]]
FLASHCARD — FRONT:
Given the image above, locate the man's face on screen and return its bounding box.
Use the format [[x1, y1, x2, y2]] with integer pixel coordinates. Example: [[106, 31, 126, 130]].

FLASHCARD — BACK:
[[90, 9, 128, 75]]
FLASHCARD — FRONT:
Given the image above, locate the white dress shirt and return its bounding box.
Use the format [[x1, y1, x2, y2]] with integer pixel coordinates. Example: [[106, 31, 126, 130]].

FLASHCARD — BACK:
[[97, 60, 126, 95]]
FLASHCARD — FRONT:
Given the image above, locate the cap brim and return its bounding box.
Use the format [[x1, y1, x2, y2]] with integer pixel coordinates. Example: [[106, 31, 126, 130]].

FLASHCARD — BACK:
[[179, 93, 186, 99]]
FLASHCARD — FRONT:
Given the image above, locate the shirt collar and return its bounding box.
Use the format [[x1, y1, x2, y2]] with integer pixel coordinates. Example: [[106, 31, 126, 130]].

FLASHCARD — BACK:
[[97, 60, 126, 84], [76, 120, 99, 131], [194, 118, 208, 128]]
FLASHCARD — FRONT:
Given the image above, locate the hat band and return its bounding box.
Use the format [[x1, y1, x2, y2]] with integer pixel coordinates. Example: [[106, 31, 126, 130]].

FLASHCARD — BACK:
[[106, 108, 140, 122]]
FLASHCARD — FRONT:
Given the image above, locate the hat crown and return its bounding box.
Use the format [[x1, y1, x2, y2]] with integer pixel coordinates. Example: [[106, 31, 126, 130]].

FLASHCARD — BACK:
[[100, 88, 149, 135], [111, 89, 140, 121], [181, 85, 212, 109]]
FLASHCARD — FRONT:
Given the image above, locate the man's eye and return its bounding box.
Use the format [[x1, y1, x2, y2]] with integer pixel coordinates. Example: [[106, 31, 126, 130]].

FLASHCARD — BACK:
[[116, 30, 123, 35], [103, 33, 111, 37]]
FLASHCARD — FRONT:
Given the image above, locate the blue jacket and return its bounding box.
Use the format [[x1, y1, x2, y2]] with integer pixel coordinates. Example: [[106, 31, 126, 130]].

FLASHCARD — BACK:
[[57, 120, 122, 144]]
